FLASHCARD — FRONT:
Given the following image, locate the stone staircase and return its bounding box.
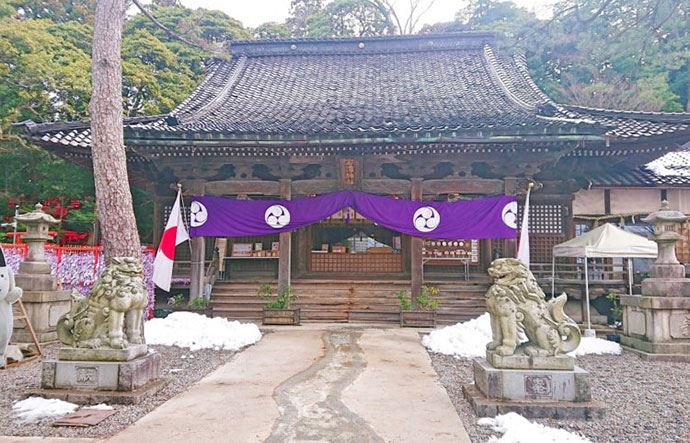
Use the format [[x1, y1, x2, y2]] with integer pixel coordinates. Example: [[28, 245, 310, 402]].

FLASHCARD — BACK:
[[211, 278, 488, 325]]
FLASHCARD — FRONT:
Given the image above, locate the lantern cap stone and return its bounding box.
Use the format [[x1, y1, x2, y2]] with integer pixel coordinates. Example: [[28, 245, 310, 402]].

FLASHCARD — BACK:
[[642, 200, 688, 225], [15, 202, 60, 225]]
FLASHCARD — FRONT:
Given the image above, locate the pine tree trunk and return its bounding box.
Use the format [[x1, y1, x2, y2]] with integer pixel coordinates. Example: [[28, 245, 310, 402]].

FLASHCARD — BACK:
[[89, 0, 141, 263]]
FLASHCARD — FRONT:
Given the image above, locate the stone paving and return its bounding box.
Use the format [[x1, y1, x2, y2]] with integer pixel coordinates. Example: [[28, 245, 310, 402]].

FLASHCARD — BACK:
[[108, 326, 468, 442]]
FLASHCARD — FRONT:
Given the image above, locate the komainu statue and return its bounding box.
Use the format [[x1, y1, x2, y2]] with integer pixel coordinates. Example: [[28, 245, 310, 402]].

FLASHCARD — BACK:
[[57, 257, 147, 349], [486, 258, 581, 358]]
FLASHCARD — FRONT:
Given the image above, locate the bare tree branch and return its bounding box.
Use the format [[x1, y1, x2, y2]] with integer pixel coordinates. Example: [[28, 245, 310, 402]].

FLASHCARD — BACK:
[[130, 0, 211, 52]]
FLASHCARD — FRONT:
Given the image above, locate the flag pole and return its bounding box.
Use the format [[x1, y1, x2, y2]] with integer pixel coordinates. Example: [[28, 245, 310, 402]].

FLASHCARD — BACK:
[[517, 181, 533, 269], [177, 183, 193, 258]]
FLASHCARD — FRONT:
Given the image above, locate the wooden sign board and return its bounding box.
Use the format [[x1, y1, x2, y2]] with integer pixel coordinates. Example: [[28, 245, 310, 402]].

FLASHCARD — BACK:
[[231, 243, 253, 257]]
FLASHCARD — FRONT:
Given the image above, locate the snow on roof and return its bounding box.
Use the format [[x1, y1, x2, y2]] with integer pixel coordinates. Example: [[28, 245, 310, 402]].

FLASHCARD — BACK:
[[647, 150, 690, 177]]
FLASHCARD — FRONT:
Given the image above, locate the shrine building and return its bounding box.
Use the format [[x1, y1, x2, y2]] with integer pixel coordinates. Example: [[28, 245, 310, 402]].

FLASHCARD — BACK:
[[19, 32, 690, 324]]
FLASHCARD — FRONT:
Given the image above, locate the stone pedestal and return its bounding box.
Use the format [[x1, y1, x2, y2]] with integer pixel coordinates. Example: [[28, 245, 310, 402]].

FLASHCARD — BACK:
[[621, 295, 690, 361], [486, 350, 575, 370], [620, 202, 690, 362], [36, 349, 164, 405], [11, 203, 70, 344], [463, 358, 604, 419], [12, 290, 70, 343]]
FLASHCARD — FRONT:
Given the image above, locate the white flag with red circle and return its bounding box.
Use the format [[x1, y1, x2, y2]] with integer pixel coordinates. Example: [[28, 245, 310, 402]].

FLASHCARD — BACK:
[[153, 190, 189, 291]]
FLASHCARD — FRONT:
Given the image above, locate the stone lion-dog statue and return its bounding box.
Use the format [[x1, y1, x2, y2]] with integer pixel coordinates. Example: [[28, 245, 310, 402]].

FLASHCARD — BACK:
[[486, 258, 581, 357], [57, 257, 147, 349]]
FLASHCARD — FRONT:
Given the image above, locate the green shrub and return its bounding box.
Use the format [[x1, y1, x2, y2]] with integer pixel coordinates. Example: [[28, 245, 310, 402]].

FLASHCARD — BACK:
[[257, 283, 298, 310], [168, 293, 185, 307], [188, 297, 209, 309], [397, 285, 440, 311], [396, 289, 412, 311], [606, 291, 623, 324]]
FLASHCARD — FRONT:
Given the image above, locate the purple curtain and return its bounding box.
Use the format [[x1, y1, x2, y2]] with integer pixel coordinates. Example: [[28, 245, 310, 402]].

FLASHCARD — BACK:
[[188, 191, 517, 240]]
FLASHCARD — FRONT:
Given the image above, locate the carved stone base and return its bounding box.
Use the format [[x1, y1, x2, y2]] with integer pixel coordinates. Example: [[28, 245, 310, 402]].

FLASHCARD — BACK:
[[486, 350, 575, 370], [462, 384, 605, 419], [465, 358, 603, 419], [31, 379, 167, 405], [41, 351, 161, 395], [473, 358, 590, 402], [58, 344, 148, 362]]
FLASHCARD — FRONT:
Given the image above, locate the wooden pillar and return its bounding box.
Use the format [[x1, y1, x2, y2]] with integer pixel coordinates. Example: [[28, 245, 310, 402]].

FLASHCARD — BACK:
[[188, 181, 206, 299], [410, 178, 423, 308], [504, 177, 519, 257], [278, 179, 292, 291], [480, 239, 492, 271], [295, 227, 308, 276], [563, 196, 575, 239], [152, 195, 162, 248]]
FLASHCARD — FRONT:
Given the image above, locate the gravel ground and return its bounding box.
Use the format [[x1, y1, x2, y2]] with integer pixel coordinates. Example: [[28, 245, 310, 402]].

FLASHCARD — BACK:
[[429, 350, 690, 443], [0, 343, 240, 439]]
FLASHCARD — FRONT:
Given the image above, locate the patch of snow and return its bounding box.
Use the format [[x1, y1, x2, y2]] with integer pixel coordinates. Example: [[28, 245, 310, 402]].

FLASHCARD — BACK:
[[84, 403, 114, 410], [169, 368, 183, 374], [145, 312, 262, 351], [568, 336, 621, 356], [423, 314, 621, 358], [12, 397, 78, 423], [478, 412, 591, 442], [422, 313, 492, 358], [647, 151, 690, 177]]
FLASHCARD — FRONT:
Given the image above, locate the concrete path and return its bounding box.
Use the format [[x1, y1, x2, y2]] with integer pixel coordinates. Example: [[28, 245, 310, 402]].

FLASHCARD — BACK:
[[107, 326, 468, 443]]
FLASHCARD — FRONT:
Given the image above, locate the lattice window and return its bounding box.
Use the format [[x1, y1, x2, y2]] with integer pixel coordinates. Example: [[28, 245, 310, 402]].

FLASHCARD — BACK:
[[530, 234, 565, 264], [163, 204, 191, 231], [519, 204, 563, 234]]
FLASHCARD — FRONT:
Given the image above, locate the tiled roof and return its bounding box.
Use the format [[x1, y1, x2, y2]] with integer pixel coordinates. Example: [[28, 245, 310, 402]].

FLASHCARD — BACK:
[[590, 150, 690, 187], [16, 33, 690, 150]]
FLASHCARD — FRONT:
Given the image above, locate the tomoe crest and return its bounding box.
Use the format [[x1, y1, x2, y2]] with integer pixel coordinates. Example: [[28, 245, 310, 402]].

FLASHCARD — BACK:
[[265, 205, 291, 229]]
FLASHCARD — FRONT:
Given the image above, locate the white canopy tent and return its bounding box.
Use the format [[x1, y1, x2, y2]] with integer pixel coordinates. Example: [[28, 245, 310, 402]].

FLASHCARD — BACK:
[[551, 223, 657, 332]]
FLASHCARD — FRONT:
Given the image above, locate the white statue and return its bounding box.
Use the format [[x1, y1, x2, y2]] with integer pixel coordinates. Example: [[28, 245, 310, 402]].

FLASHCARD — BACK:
[[0, 248, 23, 365]]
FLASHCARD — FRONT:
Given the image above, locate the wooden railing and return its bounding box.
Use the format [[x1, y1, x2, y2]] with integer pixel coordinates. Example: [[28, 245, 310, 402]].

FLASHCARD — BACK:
[[531, 262, 629, 283]]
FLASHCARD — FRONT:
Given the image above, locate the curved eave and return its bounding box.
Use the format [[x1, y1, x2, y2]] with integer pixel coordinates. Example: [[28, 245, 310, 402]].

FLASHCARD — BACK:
[[123, 125, 606, 147]]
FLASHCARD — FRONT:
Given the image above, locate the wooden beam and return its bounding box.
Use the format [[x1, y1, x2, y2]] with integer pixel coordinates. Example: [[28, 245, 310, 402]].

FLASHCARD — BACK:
[[292, 179, 339, 196], [278, 179, 292, 292], [361, 179, 410, 195], [205, 180, 280, 196], [423, 178, 503, 195], [410, 178, 423, 308]]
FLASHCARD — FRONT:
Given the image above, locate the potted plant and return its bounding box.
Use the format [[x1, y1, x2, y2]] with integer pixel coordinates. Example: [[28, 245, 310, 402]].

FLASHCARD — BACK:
[[398, 285, 440, 328], [605, 291, 622, 342], [258, 284, 300, 325]]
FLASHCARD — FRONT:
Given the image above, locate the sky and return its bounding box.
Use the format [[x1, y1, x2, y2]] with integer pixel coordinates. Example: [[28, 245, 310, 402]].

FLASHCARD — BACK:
[[179, 0, 558, 29]]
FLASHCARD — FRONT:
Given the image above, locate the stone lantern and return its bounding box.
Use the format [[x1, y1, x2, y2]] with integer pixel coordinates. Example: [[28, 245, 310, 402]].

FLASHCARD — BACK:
[[12, 203, 70, 343], [15, 203, 60, 283], [643, 200, 688, 276], [620, 201, 690, 361]]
